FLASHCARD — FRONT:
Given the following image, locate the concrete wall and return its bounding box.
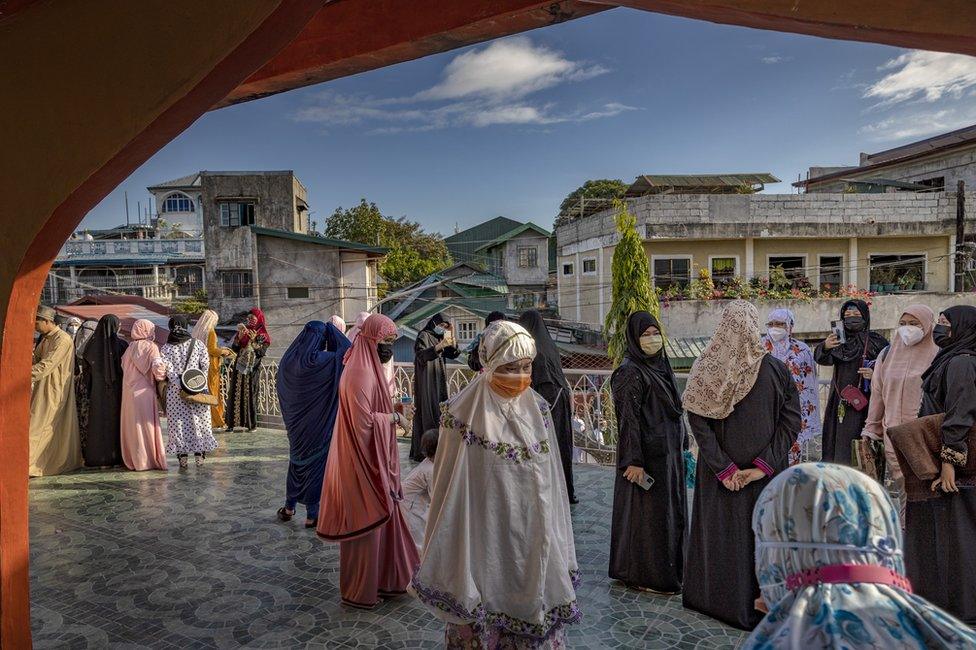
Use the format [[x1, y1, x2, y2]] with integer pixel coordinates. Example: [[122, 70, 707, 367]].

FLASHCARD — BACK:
[[555, 191, 975, 326], [808, 143, 976, 193], [654, 293, 976, 340], [202, 172, 304, 319], [502, 232, 549, 287], [254, 235, 343, 353], [151, 188, 203, 235]]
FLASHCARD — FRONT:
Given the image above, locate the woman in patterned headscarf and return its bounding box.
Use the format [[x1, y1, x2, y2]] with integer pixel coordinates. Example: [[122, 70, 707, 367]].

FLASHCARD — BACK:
[[225, 307, 271, 432], [745, 463, 976, 649], [682, 300, 801, 630], [761, 308, 821, 465]]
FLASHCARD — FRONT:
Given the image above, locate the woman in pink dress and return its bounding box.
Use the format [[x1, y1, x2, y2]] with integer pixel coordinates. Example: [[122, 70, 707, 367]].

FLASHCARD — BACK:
[[120, 319, 167, 471], [317, 313, 420, 609]]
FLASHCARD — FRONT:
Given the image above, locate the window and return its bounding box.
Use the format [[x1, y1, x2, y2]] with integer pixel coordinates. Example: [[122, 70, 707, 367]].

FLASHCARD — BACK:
[[220, 270, 253, 299], [562, 263, 574, 276], [869, 254, 925, 290], [709, 257, 737, 286], [286, 286, 310, 299], [819, 256, 843, 289], [162, 192, 194, 213], [652, 257, 691, 290], [917, 176, 945, 192], [219, 201, 256, 227], [456, 320, 478, 342], [518, 246, 538, 268], [582, 258, 597, 274], [767, 255, 807, 281]]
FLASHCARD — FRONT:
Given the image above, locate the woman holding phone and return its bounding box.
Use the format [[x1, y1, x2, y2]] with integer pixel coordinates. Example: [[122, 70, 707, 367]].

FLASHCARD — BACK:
[[814, 300, 888, 464], [609, 311, 686, 594]]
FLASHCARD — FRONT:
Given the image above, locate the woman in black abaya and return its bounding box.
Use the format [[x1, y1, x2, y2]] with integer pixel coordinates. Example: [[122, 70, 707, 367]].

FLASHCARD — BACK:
[[907, 305, 976, 625], [814, 299, 888, 464], [81, 314, 128, 467], [519, 309, 578, 504], [609, 311, 685, 593], [411, 313, 459, 461], [681, 300, 801, 631]]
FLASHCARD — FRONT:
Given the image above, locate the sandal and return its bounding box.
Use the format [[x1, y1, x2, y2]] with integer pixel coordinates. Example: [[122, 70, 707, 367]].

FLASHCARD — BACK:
[[277, 507, 294, 522], [304, 518, 317, 529]]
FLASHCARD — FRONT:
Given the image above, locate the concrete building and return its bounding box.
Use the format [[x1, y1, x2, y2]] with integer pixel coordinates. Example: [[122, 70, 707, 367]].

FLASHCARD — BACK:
[[797, 124, 976, 194], [197, 171, 383, 351], [445, 216, 554, 310], [43, 224, 204, 305]]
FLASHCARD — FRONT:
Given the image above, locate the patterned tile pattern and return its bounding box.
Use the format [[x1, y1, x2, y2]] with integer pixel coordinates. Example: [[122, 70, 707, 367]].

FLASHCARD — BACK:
[[29, 430, 745, 649]]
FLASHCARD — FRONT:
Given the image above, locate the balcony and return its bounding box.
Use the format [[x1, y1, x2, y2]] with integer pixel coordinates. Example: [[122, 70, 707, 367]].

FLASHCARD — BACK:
[[58, 238, 204, 260]]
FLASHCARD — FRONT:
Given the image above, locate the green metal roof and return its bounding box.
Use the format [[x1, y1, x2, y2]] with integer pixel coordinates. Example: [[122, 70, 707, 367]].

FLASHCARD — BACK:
[[473, 222, 552, 253], [250, 226, 387, 255], [443, 217, 524, 264]]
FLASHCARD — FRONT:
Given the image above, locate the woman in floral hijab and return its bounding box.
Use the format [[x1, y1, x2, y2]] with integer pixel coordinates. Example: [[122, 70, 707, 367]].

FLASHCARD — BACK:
[[761, 308, 821, 465], [746, 463, 976, 649]]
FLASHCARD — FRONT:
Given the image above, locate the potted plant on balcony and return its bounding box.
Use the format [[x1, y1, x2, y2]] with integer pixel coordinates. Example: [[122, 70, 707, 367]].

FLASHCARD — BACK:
[[898, 271, 918, 292]]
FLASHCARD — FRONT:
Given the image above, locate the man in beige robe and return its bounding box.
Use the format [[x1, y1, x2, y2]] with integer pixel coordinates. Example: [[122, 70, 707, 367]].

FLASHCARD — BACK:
[[30, 306, 82, 477]]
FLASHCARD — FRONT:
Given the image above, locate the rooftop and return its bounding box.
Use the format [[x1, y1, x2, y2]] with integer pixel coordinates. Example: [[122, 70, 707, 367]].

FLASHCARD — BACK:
[[28, 430, 745, 647], [444, 216, 524, 264], [473, 222, 552, 253], [625, 173, 780, 197], [250, 226, 387, 255]]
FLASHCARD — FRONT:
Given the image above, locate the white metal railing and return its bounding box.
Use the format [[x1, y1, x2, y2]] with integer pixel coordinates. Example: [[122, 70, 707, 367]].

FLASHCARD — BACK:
[[254, 359, 827, 466], [58, 238, 204, 259]]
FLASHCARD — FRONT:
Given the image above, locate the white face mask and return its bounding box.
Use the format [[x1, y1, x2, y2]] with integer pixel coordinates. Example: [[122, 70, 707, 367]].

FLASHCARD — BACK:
[[897, 325, 924, 347], [767, 327, 788, 342]]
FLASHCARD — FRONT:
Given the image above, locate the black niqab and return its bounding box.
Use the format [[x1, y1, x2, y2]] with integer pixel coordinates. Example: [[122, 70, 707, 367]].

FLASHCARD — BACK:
[[518, 310, 569, 391], [830, 299, 884, 362], [82, 314, 123, 386], [74, 319, 98, 356], [624, 311, 682, 418], [167, 315, 192, 344], [922, 305, 976, 394]]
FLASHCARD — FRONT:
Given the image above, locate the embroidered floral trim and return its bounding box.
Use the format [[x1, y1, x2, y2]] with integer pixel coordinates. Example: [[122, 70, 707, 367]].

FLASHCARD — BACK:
[[440, 403, 551, 464], [411, 576, 581, 642], [940, 445, 968, 467], [570, 570, 582, 590]]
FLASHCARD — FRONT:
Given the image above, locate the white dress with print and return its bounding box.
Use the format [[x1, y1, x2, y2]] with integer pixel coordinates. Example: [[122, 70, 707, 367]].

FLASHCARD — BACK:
[[161, 340, 218, 455]]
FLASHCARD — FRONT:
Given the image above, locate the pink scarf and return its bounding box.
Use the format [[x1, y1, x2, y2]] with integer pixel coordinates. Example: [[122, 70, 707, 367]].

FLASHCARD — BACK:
[[317, 313, 400, 540], [121, 319, 161, 376], [863, 304, 939, 438]]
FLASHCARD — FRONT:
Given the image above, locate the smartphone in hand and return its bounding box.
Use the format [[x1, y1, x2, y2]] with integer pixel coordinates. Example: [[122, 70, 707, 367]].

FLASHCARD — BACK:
[[637, 472, 654, 490]]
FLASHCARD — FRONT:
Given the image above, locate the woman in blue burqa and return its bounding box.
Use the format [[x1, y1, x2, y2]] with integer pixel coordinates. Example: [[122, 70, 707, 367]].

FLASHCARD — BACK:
[[276, 320, 351, 528]]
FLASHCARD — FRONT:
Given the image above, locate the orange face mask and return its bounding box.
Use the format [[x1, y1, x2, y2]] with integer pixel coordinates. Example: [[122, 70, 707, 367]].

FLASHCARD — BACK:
[[489, 372, 532, 398]]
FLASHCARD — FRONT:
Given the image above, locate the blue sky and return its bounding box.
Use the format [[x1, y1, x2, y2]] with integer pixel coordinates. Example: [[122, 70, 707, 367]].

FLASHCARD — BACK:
[[82, 8, 976, 235]]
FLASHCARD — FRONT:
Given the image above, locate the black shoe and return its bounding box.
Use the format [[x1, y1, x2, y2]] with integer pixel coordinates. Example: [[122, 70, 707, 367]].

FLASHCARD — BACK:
[[569, 496, 580, 505]]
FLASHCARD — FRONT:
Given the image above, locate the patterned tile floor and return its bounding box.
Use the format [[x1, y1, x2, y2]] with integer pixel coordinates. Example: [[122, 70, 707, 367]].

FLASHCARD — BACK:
[[29, 430, 745, 649]]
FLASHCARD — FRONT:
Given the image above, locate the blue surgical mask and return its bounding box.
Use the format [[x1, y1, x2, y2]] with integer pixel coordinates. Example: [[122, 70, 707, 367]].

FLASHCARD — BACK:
[[433, 326, 446, 337]]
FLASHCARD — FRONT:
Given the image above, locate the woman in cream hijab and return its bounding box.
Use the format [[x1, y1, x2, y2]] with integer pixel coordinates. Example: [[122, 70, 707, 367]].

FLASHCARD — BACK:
[[191, 309, 232, 429], [411, 320, 580, 648], [682, 300, 801, 630]]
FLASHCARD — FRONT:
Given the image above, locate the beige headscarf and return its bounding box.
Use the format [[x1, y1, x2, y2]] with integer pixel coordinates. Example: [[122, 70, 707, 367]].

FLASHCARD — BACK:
[[682, 300, 767, 419], [191, 309, 218, 343]]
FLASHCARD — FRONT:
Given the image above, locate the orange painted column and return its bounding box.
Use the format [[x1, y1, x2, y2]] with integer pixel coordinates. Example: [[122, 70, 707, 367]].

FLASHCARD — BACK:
[[0, 2, 322, 645]]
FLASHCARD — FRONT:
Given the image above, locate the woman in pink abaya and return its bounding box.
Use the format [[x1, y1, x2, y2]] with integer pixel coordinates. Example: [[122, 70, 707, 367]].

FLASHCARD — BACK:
[[317, 313, 419, 608], [120, 319, 168, 471]]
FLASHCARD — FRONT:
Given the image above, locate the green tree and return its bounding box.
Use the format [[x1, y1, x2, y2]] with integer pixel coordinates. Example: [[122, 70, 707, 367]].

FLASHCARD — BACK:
[[604, 200, 660, 365], [555, 179, 628, 227], [172, 289, 208, 315], [324, 199, 452, 288]]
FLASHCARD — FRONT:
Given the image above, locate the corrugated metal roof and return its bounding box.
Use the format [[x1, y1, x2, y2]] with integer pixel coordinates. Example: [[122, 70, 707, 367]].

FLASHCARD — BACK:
[[147, 173, 201, 190], [473, 222, 552, 253], [250, 226, 387, 255], [444, 217, 524, 264], [56, 304, 171, 345], [626, 173, 779, 196]]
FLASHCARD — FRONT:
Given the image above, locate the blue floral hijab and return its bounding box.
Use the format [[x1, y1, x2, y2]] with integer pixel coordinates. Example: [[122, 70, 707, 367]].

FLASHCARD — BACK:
[[745, 463, 976, 649]]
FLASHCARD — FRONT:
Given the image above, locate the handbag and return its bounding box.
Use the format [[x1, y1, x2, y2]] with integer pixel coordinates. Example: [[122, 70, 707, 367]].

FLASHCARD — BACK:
[[834, 334, 871, 412], [852, 437, 886, 481], [158, 340, 219, 411], [888, 413, 976, 501]]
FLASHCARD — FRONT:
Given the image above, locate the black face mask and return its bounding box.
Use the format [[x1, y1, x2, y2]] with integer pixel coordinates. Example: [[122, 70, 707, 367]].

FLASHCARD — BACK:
[[377, 342, 394, 363], [933, 324, 951, 348], [843, 316, 866, 333]]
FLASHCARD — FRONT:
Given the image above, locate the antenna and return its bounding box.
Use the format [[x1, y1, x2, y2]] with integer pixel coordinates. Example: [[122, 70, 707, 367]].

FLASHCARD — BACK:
[[124, 191, 130, 226]]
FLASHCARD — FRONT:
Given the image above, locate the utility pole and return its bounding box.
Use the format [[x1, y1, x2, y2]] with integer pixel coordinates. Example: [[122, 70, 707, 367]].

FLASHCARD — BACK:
[[956, 180, 966, 291], [124, 190, 130, 226]]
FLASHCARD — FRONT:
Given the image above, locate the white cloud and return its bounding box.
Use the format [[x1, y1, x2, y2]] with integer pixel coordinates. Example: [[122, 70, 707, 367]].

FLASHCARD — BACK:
[[858, 106, 976, 141], [761, 55, 792, 65], [292, 37, 627, 135], [864, 50, 976, 106]]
